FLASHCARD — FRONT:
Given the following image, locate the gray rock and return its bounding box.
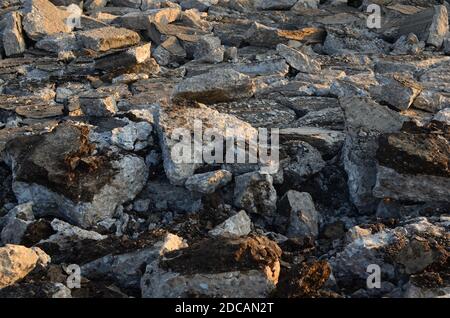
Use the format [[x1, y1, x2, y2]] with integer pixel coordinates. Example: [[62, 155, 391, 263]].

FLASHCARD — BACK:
[[330, 217, 449, 288], [111, 119, 153, 151], [276, 44, 321, 74], [209, 210, 252, 238], [340, 96, 405, 212], [77, 26, 141, 52], [155, 102, 257, 185], [22, 0, 72, 41], [2, 12, 26, 57], [36, 33, 80, 53], [39, 219, 107, 250], [233, 172, 277, 215], [152, 36, 186, 66], [172, 69, 256, 104], [141, 236, 281, 298], [0, 202, 34, 245], [81, 233, 187, 289], [79, 93, 118, 117], [373, 166, 450, 203], [112, 7, 181, 30], [433, 108, 450, 124], [4, 123, 148, 228], [282, 141, 326, 179], [193, 36, 224, 63], [370, 74, 422, 111], [185, 170, 232, 194], [277, 190, 319, 238]]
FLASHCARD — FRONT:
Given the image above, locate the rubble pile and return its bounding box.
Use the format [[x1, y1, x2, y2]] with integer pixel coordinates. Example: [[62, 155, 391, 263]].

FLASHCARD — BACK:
[[0, 0, 448, 298]]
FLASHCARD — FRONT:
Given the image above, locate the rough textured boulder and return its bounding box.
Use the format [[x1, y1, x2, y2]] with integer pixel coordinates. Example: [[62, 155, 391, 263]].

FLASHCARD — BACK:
[[22, 0, 72, 41], [141, 235, 282, 298], [172, 69, 256, 104], [3, 123, 148, 228]]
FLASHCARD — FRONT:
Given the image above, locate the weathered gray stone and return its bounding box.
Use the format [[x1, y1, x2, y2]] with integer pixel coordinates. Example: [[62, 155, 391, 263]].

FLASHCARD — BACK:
[[112, 7, 181, 30], [209, 211, 252, 238], [79, 93, 118, 117], [281, 141, 326, 179], [330, 217, 449, 288], [276, 44, 321, 74], [172, 69, 256, 103], [155, 102, 257, 185], [277, 190, 319, 238], [185, 170, 232, 194], [0, 202, 34, 245], [193, 36, 224, 63], [370, 74, 422, 111], [233, 172, 277, 215], [141, 236, 281, 298], [36, 33, 80, 53], [81, 233, 187, 289], [3, 123, 148, 228], [77, 26, 141, 52], [340, 96, 405, 212], [2, 12, 26, 57], [22, 0, 72, 41], [373, 166, 450, 203], [152, 36, 186, 66]]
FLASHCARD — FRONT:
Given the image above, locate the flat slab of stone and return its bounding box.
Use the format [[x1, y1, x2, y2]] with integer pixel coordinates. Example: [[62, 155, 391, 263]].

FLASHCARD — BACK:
[[77, 26, 141, 52]]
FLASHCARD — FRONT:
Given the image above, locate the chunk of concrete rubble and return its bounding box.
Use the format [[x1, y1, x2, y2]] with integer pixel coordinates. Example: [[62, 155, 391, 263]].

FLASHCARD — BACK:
[[94, 43, 152, 73], [155, 101, 257, 183], [276, 44, 321, 74], [277, 191, 319, 238], [330, 217, 449, 289], [79, 93, 118, 117], [110, 119, 153, 151], [278, 127, 345, 159], [370, 74, 422, 111], [209, 210, 251, 238], [77, 26, 141, 52], [112, 7, 181, 30], [172, 69, 255, 103], [384, 5, 448, 48], [152, 36, 187, 66], [141, 235, 281, 298], [281, 141, 326, 180], [233, 172, 277, 215], [41, 219, 107, 249], [185, 170, 232, 194], [81, 233, 187, 289], [3, 123, 148, 228], [2, 12, 26, 57], [22, 0, 72, 41], [35, 33, 80, 53], [0, 244, 50, 289], [1, 202, 34, 245], [193, 36, 225, 63], [244, 22, 325, 48], [373, 122, 450, 203], [340, 96, 405, 212]]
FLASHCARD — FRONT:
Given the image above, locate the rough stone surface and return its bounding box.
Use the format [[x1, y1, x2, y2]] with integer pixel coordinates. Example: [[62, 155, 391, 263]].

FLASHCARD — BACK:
[[172, 69, 255, 104]]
